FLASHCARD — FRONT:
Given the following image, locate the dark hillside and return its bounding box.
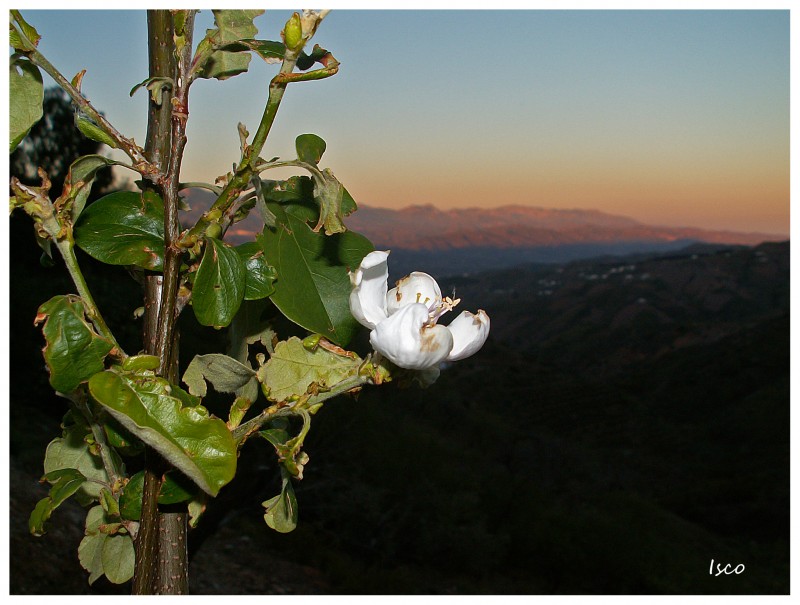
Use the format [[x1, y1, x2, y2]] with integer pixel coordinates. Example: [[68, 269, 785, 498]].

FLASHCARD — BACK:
[[9, 225, 789, 593]]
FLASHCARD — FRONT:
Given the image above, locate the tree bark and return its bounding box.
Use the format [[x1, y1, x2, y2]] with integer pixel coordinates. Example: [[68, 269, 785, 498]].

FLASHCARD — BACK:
[[132, 10, 189, 595]]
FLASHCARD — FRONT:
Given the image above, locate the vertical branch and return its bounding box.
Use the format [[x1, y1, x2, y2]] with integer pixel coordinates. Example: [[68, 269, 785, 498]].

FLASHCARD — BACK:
[[152, 10, 196, 595], [154, 10, 194, 377], [134, 9, 182, 596]]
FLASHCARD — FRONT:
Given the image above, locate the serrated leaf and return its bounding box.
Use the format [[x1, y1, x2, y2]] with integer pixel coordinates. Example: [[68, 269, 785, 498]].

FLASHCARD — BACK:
[[88, 370, 237, 496], [9, 56, 43, 152], [183, 353, 258, 402], [296, 133, 326, 165], [102, 534, 135, 584], [197, 10, 264, 80], [28, 468, 86, 536], [263, 476, 297, 533], [74, 190, 165, 270], [35, 295, 114, 393], [75, 114, 118, 149], [257, 200, 373, 346], [235, 242, 277, 300], [257, 336, 361, 403], [192, 237, 246, 328]]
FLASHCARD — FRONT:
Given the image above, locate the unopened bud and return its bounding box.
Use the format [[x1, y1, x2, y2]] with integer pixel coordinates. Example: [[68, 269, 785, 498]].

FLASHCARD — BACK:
[[283, 12, 303, 53]]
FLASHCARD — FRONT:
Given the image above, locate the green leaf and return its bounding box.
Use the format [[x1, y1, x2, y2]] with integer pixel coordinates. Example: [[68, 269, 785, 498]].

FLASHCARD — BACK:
[[120, 470, 197, 523], [257, 200, 373, 346], [104, 418, 144, 456], [99, 487, 120, 517], [9, 11, 41, 50], [235, 242, 277, 300], [75, 114, 119, 149], [62, 154, 115, 222], [313, 168, 346, 235], [102, 534, 135, 584], [35, 295, 115, 393], [188, 495, 207, 528], [158, 471, 196, 505], [296, 133, 326, 165], [74, 190, 165, 270], [129, 76, 173, 106], [226, 38, 285, 63], [121, 354, 160, 372], [192, 237, 246, 328], [79, 506, 108, 585], [263, 474, 298, 533], [9, 56, 43, 152], [183, 353, 258, 402], [28, 468, 86, 536], [44, 417, 111, 505], [119, 471, 144, 521], [197, 10, 264, 80], [257, 336, 361, 403], [88, 369, 237, 496], [227, 396, 252, 429]]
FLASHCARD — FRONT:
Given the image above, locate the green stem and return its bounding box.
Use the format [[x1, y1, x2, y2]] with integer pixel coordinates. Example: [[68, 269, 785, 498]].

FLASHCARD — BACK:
[[54, 238, 126, 357], [71, 393, 123, 488], [179, 181, 223, 195], [232, 373, 371, 444], [10, 176, 125, 356], [177, 50, 303, 249]]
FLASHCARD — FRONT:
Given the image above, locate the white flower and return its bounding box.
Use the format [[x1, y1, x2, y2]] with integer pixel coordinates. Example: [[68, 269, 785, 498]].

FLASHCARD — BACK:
[[350, 251, 490, 370]]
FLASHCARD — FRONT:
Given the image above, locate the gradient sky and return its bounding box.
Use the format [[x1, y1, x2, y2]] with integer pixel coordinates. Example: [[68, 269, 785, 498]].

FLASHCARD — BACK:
[[18, 8, 790, 235]]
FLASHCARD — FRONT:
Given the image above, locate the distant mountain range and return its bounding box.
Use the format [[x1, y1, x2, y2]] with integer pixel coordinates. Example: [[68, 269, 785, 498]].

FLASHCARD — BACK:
[[345, 204, 781, 250], [180, 188, 786, 275]]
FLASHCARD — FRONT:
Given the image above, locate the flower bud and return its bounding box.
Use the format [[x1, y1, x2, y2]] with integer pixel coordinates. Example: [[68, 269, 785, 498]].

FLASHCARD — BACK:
[[283, 13, 304, 53]]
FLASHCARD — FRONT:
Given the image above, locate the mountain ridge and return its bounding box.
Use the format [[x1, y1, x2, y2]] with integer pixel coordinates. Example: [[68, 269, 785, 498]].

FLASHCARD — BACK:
[[179, 189, 784, 274], [344, 203, 782, 250]]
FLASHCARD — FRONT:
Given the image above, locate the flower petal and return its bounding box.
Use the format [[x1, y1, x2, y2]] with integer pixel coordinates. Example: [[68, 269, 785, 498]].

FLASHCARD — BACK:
[[349, 250, 390, 329], [370, 303, 453, 370], [386, 271, 442, 315], [445, 309, 490, 361]]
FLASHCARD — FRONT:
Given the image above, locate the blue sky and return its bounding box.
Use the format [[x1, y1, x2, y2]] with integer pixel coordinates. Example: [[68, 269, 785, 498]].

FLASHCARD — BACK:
[[15, 7, 791, 234]]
